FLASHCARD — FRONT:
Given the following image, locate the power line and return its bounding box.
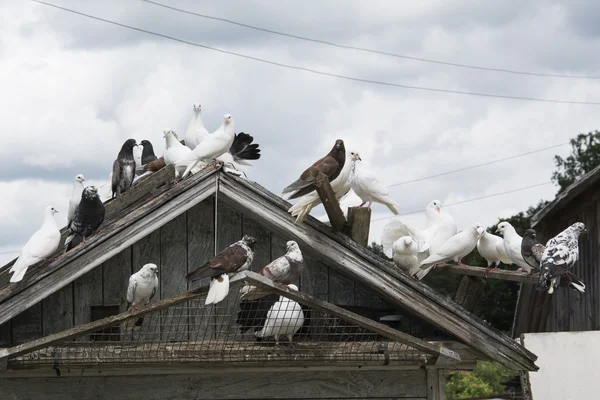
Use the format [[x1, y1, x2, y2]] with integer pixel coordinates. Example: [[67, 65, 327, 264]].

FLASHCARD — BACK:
[[32, 1, 600, 106], [0, 250, 20, 255], [371, 181, 553, 222], [142, 0, 600, 80], [388, 142, 569, 188]]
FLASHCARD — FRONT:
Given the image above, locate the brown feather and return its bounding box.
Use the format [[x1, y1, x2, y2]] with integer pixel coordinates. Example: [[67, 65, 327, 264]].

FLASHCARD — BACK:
[[186, 244, 249, 281], [144, 156, 166, 172]]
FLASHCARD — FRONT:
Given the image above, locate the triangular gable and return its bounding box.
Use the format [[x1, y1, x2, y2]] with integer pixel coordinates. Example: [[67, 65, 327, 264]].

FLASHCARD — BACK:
[[0, 168, 538, 371], [1, 271, 463, 370]]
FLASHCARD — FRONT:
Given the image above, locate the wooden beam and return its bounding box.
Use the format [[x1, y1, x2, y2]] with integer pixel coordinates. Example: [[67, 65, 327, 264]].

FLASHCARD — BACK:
[[244, 271, 460, 363], [346, 207, 371, 246], [454, 276, 486, 312], [217, 174, 538, 371], [314, 173, 347, 232], [0, 171, 218, 326], [426, 369, 446, 400], [435, 263, 539, 284]]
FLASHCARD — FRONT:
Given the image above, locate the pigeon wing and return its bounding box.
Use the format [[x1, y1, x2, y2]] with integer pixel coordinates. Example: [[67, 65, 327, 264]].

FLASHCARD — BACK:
[[186, 243, 249, 281], [111, 159, 121, 195], [282, 154, 340, 199]]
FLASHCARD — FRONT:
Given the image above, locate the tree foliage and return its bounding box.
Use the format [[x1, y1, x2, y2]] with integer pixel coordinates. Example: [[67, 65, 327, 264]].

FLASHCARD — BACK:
[[552, 130, 600, 193], [446, 361, 519, 399]]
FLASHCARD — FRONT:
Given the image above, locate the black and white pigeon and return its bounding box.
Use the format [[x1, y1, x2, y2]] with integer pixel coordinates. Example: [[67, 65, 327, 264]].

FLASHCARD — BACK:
[[536, 222, 587, 294], [217, 132, 262, 176], [281, 139, 346, 200], [239, 240, 304, 300], [111, 138, 137, 198], [125, 263, 159, 329], [64, 186, 106, 252], [186, 235, 257, 305]]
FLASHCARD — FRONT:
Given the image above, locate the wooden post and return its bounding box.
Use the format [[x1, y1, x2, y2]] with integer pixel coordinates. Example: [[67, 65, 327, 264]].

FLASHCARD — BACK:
[[314, 173, 347, 232], [454, 276, 485, 312], [426, 368, 446, 399], [346, 207, 371, 246]]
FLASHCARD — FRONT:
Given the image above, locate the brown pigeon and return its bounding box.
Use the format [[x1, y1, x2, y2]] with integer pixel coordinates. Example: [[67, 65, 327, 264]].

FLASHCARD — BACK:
[[186, 235, 257, 305], [281, 139, 346, 200]]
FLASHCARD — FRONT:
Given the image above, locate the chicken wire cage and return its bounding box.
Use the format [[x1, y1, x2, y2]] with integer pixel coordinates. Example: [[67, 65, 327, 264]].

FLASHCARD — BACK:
[[7, 275, 434, 369]]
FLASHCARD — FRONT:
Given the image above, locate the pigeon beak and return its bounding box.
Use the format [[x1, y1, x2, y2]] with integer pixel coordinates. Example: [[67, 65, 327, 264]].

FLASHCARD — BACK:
[[436, 206, 440, 212], [495, 228, 500, 233], [358, 156, 362, 161]]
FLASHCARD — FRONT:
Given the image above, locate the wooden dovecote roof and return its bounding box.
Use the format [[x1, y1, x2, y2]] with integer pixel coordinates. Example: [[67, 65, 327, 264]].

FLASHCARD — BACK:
[[0, 166, 539, 371]]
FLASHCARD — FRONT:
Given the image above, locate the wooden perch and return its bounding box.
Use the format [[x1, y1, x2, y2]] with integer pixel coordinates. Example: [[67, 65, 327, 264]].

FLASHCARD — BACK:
[[346, 207, 371, 247], [436, 263, 539, 284], [314, 173, 347, 232]]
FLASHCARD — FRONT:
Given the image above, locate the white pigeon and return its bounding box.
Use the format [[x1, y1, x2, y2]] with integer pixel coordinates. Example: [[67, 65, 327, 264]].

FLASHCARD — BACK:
[[381, 200, 456, 258], [133, 143, 143, 168], [68, 174, 85, 225], [391, 236, 421, 277], [162, 130, 193, 181], [255, 284, 305, 345], [417, 224, 484, 280], [185, 103, 210, 150], [288, 150, 357, 224], [9, 206, 61, 283], [495, 221, 533, 273], [125, 263, 159, 330], [350, 153, 400, 215], [477, 230, 512, 277], [179, 114, 236, 180]]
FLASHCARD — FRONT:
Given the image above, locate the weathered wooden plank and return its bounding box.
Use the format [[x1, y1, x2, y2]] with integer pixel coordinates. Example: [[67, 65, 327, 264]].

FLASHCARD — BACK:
[[315, 172, 347, 232], [42, 284, 73, 336], [354, 282, 382, 309], [426, 369, 446, 400], [11, 304, 42, 345], [186, 197, 215, 341], [73, 267, 103, 327], [454, 276, 485, 311], [0, 370, 428, 399], [132, 230, 161, 271], [160, 213, 188, 341], [0, 322, 10, 347], [102, 248, 132, 311], [0, 170, 217, 326], [346, 206, 371, 246], [218, 174, 538, 371], [329, 268, 355, 306], [300, 252, 327, 299], [244, 215, 272, 272], [436, 263, 539, 284]]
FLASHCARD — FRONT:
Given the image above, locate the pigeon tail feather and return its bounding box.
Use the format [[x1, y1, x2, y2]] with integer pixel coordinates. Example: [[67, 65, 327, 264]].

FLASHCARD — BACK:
[[205, 274, 230, 305], [385, 202, 401, 215], [414, 265, 434, 281], [9, 266, 29, 283], [229, 132, 261, 162]]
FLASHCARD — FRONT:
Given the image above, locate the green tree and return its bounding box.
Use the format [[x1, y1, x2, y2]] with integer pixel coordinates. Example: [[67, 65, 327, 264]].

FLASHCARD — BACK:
[[446, 361, 518, 399], [552, 130, 600, 193]]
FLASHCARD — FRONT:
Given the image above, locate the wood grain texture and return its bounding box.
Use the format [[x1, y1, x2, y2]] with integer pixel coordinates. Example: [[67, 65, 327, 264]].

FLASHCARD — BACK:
[[11, 304, 42, 345], [347, 206, 371, 246], [436, 263, 539, 284], [454, 276, 485, 312], [218, 174, 537, 371], [42, 284, 73, 336], [244, 216, 272, 272], [102, 248, 132, 311], [0, 370, 427, 399], [315, 172, 347, 232], [73, 267, 103, 341], [0, 322, 10, 347], [329, 269, 355, 306], [426, 369, 446, 400]]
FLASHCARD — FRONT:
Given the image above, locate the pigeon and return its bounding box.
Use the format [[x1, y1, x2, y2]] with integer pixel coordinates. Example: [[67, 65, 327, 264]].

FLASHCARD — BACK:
[[477, 230, 513, 278], [391, 236, 421, 277], [9, 206, 61, 283], [184, 104, 210, 150], [186, 235, 257, 305], [521, 229, 546, 272], [281, 139, 346, 200], [495, 221, 534, 273], [68, 174, 85, 226], [417, 224, 484, 280], [216, 132, 262, 176], [140, 140, 157, 165], [180, 114, 236, 180], [255, 284, 305, 345], [288, 150, 356, 224], [381, 200, 457, 258], [111, 138, 137, 198], [162, 130, 194, 182], [64, 186, 106, 252], [349, 152, 400, 214], [125, 263, 159, 329], [537, 222, 587, 294], [240, 240, 304, 300]]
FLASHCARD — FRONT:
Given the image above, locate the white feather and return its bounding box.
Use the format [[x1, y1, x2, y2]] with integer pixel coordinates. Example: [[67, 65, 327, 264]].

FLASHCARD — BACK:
[[205, 274, 230, 305], [496, 221, 532, 272], [68, 174, 85, 225], [350, 156, 400, 215], [185, 104, 210, 150], [255, 284, 304, 344]]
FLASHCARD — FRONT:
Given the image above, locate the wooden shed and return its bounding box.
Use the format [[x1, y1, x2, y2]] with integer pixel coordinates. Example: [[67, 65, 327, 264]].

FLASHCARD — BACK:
[[513, 164, 600, 337], [0, 165, 537, 400]]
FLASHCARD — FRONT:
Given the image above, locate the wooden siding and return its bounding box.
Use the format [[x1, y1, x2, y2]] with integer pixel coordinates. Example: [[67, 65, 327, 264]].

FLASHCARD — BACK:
[[0, 196, 453, 346], [515, 184, 600, 336]]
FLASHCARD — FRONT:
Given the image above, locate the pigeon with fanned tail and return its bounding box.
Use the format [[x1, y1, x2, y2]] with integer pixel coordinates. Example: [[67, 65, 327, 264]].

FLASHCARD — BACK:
[[124, 263, 159, 330], [477, 230, 512, 277], [281, 139, 346, 200], [111, 139, 137, 198], [68, 174, 85, 226], [186, 235, 257, 305], [64, 186, 105, 252], [9, 206, 61, 283], [185, 104, 210, 150], [537, 223, 587, 294], [217, 132, 262, 176], [496, 221, 534, 273], [288, 150, 356, 224], [349, 153, 400, 215]]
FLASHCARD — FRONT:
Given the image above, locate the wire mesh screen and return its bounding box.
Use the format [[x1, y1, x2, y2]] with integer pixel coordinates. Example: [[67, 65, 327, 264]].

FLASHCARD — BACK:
[[9, 281, 431, 368]]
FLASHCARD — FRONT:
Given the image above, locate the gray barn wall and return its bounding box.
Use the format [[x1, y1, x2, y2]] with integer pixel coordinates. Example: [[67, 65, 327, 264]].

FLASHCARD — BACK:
[[0, 196, 448, 346]]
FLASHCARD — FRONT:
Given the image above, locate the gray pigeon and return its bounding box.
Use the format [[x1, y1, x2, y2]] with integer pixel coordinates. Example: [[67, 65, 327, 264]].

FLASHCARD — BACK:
[[112, 138, 137, 198], [140, 140, 157, 165], [521, 229, 545, 271], [536, 222, 587, 294], [65, 186, 106, 252]]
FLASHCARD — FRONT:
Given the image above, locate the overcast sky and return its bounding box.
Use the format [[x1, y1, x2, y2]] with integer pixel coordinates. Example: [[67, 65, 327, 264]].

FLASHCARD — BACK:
[[1, 0, 599, 265]]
